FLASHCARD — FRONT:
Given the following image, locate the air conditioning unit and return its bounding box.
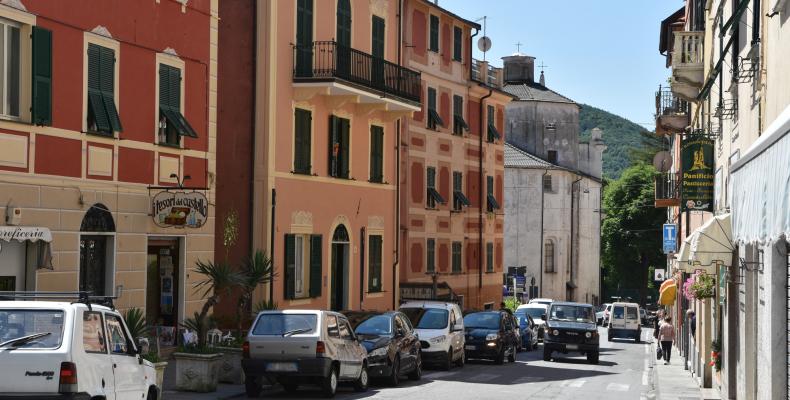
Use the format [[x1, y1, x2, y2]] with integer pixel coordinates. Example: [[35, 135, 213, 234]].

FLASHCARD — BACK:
[[5, 207, 21, 225]]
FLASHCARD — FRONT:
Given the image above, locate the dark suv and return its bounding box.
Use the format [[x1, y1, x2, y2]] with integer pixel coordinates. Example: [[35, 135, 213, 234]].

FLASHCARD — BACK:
[[462, 311, 520, 364], [542, 302, 600, 364]]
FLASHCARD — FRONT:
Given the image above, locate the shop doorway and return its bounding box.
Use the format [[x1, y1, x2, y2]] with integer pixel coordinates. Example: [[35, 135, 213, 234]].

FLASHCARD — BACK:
[[146, 237, 182, 347], [79, 204, 115, 296], [330, 225, 349, 311]]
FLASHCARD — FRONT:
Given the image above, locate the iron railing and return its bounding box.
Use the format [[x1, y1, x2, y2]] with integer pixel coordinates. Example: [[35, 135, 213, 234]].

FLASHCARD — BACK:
[[656, 86, 688, 117], [655, 172, 680, 202], [293, 41, 421, 103], [471, 59, 503, 88]]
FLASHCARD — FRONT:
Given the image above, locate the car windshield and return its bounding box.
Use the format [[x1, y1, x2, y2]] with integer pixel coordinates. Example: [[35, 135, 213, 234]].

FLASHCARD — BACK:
[[549, 305, 595, 323], [518, 308, 545, 319], [613, 306, 624, 319], [463, 313, 501, 330], [0, 309, 64, 349], [627, 307, 638, 320], [514, 313, 531, 326], [400, 308, 449, 330], [252, 314, 317, 336], [354, 315, 392, 336]]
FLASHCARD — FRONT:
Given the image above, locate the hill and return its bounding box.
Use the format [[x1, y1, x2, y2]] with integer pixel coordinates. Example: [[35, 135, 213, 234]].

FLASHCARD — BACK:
[[579, 104, 652, 179]]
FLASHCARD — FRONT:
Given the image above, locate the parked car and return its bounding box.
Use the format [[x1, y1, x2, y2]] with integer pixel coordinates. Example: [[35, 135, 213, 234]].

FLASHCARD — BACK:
[[462, 311, 520, 364], [400, 301, 465, 370], [596, 303, 612, 325], [242, 310, 369, 397], [639, 308, 649, 325], [0, 294, 159, 399], [542, 302, 600, 364], [514, 312, 539, 351], [607, 302, 642, 342], [516, 303, 548, 341], [344, 311, 422, 386], [528, 298, 554, 307]]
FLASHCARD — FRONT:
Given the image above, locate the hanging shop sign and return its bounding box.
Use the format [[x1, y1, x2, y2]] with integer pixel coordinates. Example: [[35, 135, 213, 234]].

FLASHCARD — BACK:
[[151, 191, 208, 228], [681, 135, 714, 212]]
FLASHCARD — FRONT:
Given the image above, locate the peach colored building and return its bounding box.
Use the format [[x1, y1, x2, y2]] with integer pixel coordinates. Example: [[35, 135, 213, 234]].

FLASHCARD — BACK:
[[399, 0, 514, 310], [244, 1, 420, 311]]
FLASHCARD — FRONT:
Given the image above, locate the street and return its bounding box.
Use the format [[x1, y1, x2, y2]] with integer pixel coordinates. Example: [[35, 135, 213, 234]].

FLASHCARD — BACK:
[[248, 327, 655, 400]]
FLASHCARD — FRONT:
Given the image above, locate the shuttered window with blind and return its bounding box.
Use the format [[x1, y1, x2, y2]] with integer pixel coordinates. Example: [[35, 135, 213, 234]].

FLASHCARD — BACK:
[[158, 64, 197, 146], [87, 44, 122, 135]]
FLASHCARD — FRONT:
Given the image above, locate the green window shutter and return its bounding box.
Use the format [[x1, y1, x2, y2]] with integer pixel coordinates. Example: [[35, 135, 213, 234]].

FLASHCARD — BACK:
[[427, 167, 435, 189], [368, 235, 382, 292], [336, 0, 352, 48], [486, 242, 494, 272], [99, 46, 122, 132], [427, 239, 435, 273], [370, 125, 383, 182], [428, 88, 436, 112], [328, 115, 338, 176], [296, 0, 313, 77], [32, 26, 52, 126], [429, 15, 439, 52], [487, 105, 494, 125], [453, 171, 461, 192], [87, 44, 110, 133], [452, 242, 461, 273], [284, 234, 296, 300], [487, 175, 494, 196], [453, 26, 462, 61], [340, 117, 350, 178], [294, 108, 312, 173], [309, 234, 322, 298]]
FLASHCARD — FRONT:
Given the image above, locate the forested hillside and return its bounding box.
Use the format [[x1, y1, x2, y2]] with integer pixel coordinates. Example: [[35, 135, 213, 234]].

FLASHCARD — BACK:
[[579, 104, 653, 179]]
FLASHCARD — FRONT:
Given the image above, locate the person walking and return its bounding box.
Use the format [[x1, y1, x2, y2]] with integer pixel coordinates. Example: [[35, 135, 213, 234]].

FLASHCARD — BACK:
[[658, 316, 675, 365], [653, 309, 664, 341]]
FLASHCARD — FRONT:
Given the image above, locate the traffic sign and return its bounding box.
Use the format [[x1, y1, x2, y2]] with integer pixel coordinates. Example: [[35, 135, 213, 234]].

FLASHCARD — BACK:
[[663, 224, 677, 254]]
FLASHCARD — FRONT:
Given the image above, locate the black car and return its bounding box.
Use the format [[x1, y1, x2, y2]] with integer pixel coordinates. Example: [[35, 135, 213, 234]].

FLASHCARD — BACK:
[[345, 311, 422, 386], [462, 311, 519, 364], [542, 302, 600, 364]]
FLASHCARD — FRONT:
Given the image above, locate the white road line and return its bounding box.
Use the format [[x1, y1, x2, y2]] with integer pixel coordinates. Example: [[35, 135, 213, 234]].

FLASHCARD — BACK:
[[606, 383, 630, 392], [560, 379, 586, 388], [642, 371, 649, 386], [645, 344, 650, 354]]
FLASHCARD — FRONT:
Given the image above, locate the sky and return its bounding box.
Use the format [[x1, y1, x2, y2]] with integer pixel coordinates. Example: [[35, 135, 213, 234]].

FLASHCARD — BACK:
[[444, 0, 684, 128]]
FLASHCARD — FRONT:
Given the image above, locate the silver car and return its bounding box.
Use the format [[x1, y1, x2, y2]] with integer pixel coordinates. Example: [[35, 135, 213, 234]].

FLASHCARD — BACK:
[[242, 310, 369, 397]]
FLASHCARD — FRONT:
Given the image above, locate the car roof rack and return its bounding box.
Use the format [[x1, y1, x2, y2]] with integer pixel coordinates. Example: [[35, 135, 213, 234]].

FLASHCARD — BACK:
[[0, 291, 119, 311]]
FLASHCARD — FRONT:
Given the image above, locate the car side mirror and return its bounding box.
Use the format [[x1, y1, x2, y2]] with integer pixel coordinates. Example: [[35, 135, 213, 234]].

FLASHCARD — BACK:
[[452, 324, 463, 332], [136, 337, 150, 356], [541, 314, 547, 321]]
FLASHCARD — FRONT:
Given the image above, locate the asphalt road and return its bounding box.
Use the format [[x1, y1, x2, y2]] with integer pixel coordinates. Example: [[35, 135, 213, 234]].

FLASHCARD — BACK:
[[246, 327, 656, 400]]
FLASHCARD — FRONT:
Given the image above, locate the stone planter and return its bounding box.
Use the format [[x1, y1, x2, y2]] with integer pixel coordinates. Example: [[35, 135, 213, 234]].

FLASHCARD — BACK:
[[173, 352, 222, 392], [153, 361, 168, 398], [215, 346, 244, 384]]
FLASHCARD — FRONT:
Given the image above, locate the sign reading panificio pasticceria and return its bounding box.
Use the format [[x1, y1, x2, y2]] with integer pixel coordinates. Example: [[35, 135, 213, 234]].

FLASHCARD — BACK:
[[681, 134, 714, 212], [151, 191, 208, 228]]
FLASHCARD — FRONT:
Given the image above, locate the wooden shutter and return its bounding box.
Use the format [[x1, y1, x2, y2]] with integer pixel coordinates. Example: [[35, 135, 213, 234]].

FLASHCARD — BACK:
[[370, 125, 383, 182], [429, 15, 439, 51], [296, 0, 313, 76], [87, 45, 110, 132], [336, 0, 351, 48], [284, 234, 296, 299], [453, 26, 462, 61], [368, 236, 382, 292], [328, 115, 338, 176], [32, 26, 52, 126], [309, 234, 322, 298], [427, 167, 436, 189], [340, 117, 350, 178], [294, 109, 312, 173], [99, 47, 122, 132]]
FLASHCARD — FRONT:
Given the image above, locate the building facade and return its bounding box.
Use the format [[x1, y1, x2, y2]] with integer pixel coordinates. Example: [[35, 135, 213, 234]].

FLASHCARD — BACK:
[[226, 0, 421, 312], [399, 0, 513, 310], [502, 55, 604, 304], [0, 0, 218, 330]]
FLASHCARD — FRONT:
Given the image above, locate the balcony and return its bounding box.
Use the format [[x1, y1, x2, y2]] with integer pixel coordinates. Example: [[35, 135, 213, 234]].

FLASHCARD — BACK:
[[472, 59, 504, 88], [655, 172, 680, 208], [670, 31, 704, 101], [655, 86, 688, 135], [292, 41, 421, 113]]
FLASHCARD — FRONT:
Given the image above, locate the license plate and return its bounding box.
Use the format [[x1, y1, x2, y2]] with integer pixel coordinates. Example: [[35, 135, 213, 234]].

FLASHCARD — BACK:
[[566, 344, 578, 350], [465, 345, 476, 350], [266, 362, 298, 372]]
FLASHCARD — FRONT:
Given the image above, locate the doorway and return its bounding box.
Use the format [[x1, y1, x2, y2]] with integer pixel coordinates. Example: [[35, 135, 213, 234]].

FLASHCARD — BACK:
[[331, 225, 350, 311], [146, 237, 181, 346]]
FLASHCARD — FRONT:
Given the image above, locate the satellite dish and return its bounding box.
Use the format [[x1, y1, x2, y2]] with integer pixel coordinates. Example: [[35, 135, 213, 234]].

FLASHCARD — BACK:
[[477, 36, 492, 53], [652, 151, 673, 172]]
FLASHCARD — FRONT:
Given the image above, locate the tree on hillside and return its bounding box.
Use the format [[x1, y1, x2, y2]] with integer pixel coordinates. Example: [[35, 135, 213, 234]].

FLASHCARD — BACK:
[[601, 163, 665, 303], [629, 131, 668, 165]]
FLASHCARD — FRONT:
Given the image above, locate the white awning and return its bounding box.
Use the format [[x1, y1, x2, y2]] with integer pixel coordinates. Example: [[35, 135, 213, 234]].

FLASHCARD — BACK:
[[0, 226, 52, 243], [730, 104, 790, 244], [674, 214, 734, 274], [674, 236, 692, 273]]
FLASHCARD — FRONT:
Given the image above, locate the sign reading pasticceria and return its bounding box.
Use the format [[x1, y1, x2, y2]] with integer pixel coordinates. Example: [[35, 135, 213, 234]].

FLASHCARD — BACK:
[[151, 191, 208, 228], [681, 135, 714, 212]]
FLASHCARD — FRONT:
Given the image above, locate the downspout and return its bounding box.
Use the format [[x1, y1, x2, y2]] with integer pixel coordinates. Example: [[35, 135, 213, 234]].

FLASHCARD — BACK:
[[269, 188, 276, 303], [249, 0, 257, 260], [393, 0, 403, 309], [570, 176, 582, 301], [539, 169, 548, 297], [598, 181, 603, 305], [360, 227, 366, 309], [478, 89, 493, 306]]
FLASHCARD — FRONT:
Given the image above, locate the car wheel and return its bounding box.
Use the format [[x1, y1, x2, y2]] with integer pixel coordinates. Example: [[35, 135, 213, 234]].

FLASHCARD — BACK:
[[635, 330, 642, 343], [543, 348, 551, 362], [322, 366, 339, 398], [507, 345, 517, 363], [443, 349, 453, 370], [245, 376, 262, 398], [587, 351, 599, 364], [608, 332, 613, 342], [456, 349, 465, 367], [408, 352, 423, 381], [283, 383, 298, 393], [388, 356, 401, 386], [354, 364, 369, 393]]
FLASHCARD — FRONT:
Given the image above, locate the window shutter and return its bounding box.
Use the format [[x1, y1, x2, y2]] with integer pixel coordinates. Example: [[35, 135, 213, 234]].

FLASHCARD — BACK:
[[168, 66, 181, 111], [159, 64, 170, 110], [328, 115, 338, 176], [340, 118, 350, 178], [294, 109, 311, 173], [309, 234, 322, 298], [427, 167, 435, 188], [87, 45, 110, 132], [368, 235, 382, 292], [284, 234, 296, 300], [32, 26, 52, 126], [370, 126, 383, 182], [99, 47, 122, 132]]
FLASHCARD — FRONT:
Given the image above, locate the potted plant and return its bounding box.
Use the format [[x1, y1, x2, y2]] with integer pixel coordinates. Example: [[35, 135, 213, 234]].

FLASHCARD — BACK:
[[690, 273, 715, 299], [123, 308, 168, 397], [173, 260, 239, 392]]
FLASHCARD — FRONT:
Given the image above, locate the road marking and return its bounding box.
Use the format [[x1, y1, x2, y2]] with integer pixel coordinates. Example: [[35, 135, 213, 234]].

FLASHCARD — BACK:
[[606, 383, 630, 392], [642, 371, 649, 386], [645, 344, 650, 354], [560, 379, 586, 388], [468, 373, 498, 382]]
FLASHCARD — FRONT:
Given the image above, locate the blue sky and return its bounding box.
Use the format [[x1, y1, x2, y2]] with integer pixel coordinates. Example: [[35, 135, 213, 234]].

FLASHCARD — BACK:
[[445, 0, 683, 128]]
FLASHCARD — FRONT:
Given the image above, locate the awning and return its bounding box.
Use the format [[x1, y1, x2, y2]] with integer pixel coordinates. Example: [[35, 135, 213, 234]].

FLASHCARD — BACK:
[[673, 214, 734, 274], [674, 236, 692, 273], [0, 226, 52, 242], [658, 279, 677, 306], [566, 281, 577, 289], [730, 104, 790, 244]]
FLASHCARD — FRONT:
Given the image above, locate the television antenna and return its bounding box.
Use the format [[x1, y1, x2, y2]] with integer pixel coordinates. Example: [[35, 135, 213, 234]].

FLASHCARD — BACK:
[[475, 16, 491, 60]]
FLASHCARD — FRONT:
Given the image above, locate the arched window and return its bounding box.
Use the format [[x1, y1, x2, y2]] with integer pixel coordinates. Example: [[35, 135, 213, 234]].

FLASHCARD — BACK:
[[80, 203, 115, 232], [332, 224, 349, 243], [544, 240, 555, 273], [79, 203, 115, 296]]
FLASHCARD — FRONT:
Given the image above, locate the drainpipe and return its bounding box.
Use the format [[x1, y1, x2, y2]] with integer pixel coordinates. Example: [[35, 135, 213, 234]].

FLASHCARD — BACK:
[[539, 169, 548, 297], [393, 0, 403, 309], [360, 227, 366, 309], [478, 89, 493, 307], [470, 27, 479, 80], [570, 176, 582, 301], [269, 188, 276, 303]]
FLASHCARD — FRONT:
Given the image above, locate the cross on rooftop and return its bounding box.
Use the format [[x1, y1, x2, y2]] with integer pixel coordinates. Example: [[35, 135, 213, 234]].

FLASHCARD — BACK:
[[515, 42, 523, 53], [538, 61, 549, 72]]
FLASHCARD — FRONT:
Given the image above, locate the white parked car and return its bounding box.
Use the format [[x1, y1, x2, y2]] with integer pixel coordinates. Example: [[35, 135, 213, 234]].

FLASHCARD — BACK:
[[607, 302, 642, 342], [515, 303, 548, 341], [528, 298, 554, 307], [399, 301, 465, 370], [0, 294, 159, 399]]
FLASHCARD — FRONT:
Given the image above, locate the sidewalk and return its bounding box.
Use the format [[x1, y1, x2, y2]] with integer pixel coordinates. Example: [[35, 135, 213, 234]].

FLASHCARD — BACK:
[[651, 341, 713, 400], [160, 358, 246, 400]]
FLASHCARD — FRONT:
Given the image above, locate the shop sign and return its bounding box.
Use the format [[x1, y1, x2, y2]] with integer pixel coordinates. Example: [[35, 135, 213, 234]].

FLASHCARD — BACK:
[[681, 135, 714, 212], [718, 264, 727, 306], [151, 191, 208, 228], [0, 226, 52, 242], [654, 268, 666, 281], [662, 224, 677, 254]]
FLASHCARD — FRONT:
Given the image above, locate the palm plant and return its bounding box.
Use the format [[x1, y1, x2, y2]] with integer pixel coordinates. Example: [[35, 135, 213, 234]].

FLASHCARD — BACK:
[[192, 260, 241, 348], [253, 299, 279, 314], [237, 251, 275, 335], [123, 307, 148, 340]]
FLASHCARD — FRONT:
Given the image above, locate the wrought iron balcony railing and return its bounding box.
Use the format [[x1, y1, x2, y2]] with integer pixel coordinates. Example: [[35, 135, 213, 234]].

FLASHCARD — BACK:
[[656, 86, 688, 117], [293, 41, 421, 104], [655, 172, 680, 207]]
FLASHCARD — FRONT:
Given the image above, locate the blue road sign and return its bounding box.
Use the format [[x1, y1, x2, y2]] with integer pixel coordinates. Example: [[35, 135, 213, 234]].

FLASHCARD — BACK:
[[663, 224, 677, 254]]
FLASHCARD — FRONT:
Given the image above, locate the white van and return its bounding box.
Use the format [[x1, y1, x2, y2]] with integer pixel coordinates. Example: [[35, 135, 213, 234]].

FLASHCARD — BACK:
[[399, 301, 465, 370], [528, 298, 553, 307], [607, 302, 642, 342]]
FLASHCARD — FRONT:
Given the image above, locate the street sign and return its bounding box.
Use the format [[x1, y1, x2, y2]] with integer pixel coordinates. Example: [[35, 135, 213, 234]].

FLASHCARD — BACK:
[[663, 224, 677, 254], [515, 276, 526, 286], [654, 269, 666, 281]]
